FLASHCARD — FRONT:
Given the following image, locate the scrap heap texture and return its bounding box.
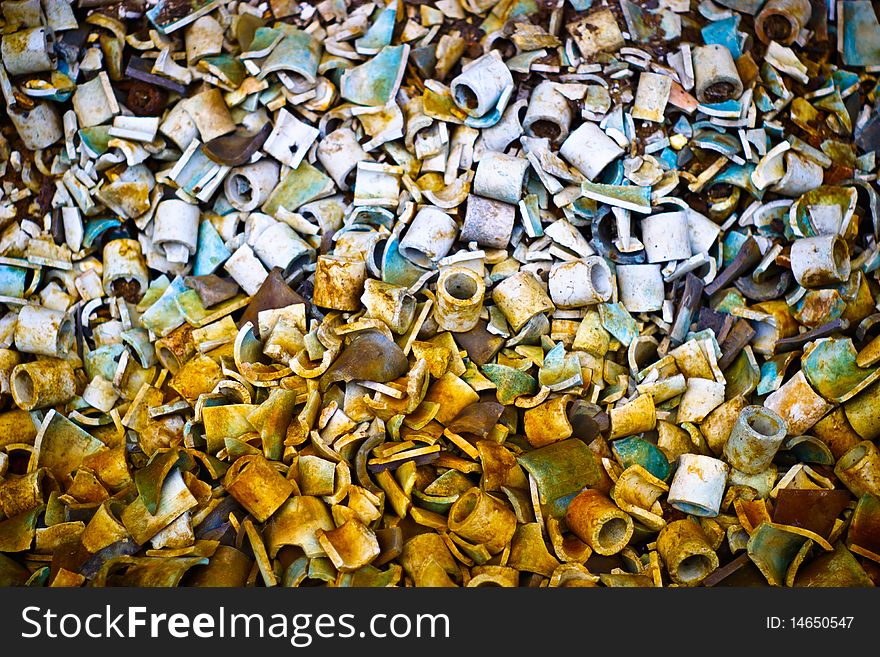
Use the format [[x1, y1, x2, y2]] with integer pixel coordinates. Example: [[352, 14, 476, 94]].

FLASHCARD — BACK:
[[1, 0, 880, 588]]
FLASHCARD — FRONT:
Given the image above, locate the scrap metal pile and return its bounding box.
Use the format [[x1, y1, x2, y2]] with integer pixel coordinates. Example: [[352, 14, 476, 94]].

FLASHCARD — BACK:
[[1, 0, 880, 587]]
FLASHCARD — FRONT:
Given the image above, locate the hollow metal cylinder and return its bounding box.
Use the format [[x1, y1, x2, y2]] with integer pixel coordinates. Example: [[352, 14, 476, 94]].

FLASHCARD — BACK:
[[617, 264, 664, 313], [790, 234, 850, 288], [398, 206, 458, 268], [10, 359, 77, 411], [185, 15, 224, 64], [473, 152, 529, 204], [640, 212, 692, 263], [492, 270, 555, 332], [564, 489, 634, 556], [14, 305, 74, 357], [723, 405, 787, 474], [548, 257, 613, 308], [316, 127, 371, 191], [252, 222, 314, 274], [1, 27, 55, 75], [434, 266, 486, 333], [102, 239, 149, 299], [771, 152, 824, 197], [834, 441, 880, 498], [755, 0, 811, 45], [360, 279, 417, 335], [447, 487, 516, 554], [523, 81, 572, 144], [224, 243, 269, 296], [460, 195, 516, 249], [313, 254, 367, 312], [450, 51, 512, 118], [667, 454, 729, 517], [225, 160, 280, 212], [153, 200, 200, 264], [692, 44, 743, 103], [656, 519, 719, 586], [559, 121, 624, 180], [7, 103, 63, 151]]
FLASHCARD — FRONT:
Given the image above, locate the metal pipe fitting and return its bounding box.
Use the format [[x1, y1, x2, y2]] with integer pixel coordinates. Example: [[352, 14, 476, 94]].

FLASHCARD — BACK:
[[564, 489, 634, 556], [548, 256, 613, 308], [1, 27, 55, 75], [316, 127, 371, 191], [491, 270, 555, 332], [610, 393, 657, 439], [14, 305, 74, 357], [692, 44, 743, 103], [153, 200, 200, 264], [434, 266, 485, 333], [185, 15, 224, 64], [834, 441, 880, 498], [361, 279, 417, 334], [617, 264, 665, 312], [667, 454, 729, 517], [252, 222, 314, 274], [844, 379, 880, 440], [450, 51, 513, 118], [154, 324, 195, 374], [102, 239, 149, 299], [559, 121, 624, 180], [640, 212, 693, 263], [472, 152, 529, 204], [398, 206, 458, 268], [523, 81, 573, 144], [313, 254, 368, 312], [10, 358, 77, 411], [523, 395, 574, 448], [657, 519, 719, 586], [790, 234, 850, 288], [447, 487, 516, 554], [755, 0, 811, 45], [723, 405, 787, 474], [770, 152, 824, 197], [460, 195, 516, 249], [224, 160, 281, 212]]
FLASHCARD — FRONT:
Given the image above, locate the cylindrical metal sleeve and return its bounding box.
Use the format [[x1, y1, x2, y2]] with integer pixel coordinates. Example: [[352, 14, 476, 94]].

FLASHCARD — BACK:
[[7, 103, 63, 151], [559, 121, 624, 180], [434, 266, 486, 333], [447, 487, 516, 554], [692, 44, 743, 104], [755, 0, 812, 45], [224, 243, 269, 296], [473, 151, 529, 204], [14, 305, 74, 357], [834, 441, 880, 498], [656, 519, 719, 586], [360, 279, 417, 334], [316, 127, 370, 191], [10, 358, 77, 410], [153, 199, 200, 262], [523, 81, 573, 144], [102, 239, 149, 299], [492, 270, 555, 332], [224, 160, 281, 212], [450, 51, 513, 118], [1, 27, 55, 75], [253, 221, 314, 274], [790, 234, 850, 288], [640, 212, 693, 263], [548, 256, 613, 308], [185, 15, 224, 64], [667, 454, 729, 517], [771, 152, 824, 197], [398, 206, 458, 268], [617, 264, 665, 313], [155, 324, 195, 374], [313, 255, 368, 312], [723, 405, 786, 474], [564, 489, 634, 556]]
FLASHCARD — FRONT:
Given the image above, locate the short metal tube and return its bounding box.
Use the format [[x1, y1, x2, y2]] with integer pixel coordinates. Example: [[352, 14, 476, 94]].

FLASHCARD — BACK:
[[154, 324, 195, 374], [492, 270, 555, 332], [10, 359, 77, 411], [559, 121, 624, 180], [102, 239, 149, 299], [610, 393, 657, 439], [755, 0, 811, 45], [616, 264, 665, 312], [398, 206, 458, 268], [771, 152, 824, 197], [564, 489, 634, 556], [447, 487, 516, 554], [252, 222, 314, 274], [473, 152, 529, 204], [460, 194, 516, 249], [7, 103, 63, 151], [434, 266, 485, 333], [153, 200, 200, 264], [640, 212, 692, 263], [450, 51, 513, 118], [692, 44, 743, 103], [667, 454, 729, 517], [523, 81, 572, 144], [790, 234, 850, 288], [313, 255, 368, 312], [316, 127, 371, 191], [224, 160, 281, 212], [14, 305, 74, 357], [834, 441, 880, 498], [657, 519, 719, 586], [548, 256, 613, 308], [224, 243, 269, 296], [185, 15, 224, 64], [723, 405, 787, 474], [1, 27, 55, 75], [361, 279, 417, 334]]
